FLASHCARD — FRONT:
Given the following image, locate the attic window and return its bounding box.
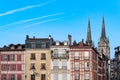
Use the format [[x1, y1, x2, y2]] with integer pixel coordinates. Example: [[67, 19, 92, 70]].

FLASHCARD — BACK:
[[64, 41, 67, 45], [56, 41, 59, 45], [18, 46, 22, 49], [11, 46, 15, 49]]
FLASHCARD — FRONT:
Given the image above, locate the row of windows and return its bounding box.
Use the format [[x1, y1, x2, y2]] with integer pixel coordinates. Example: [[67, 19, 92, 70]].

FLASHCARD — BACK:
[[52, 74, 90, 80], [31, 53, 46, 60], [30, 63, 46, 70], [1, 64, 22, 71], [28, 42, 48, 48], [1, 54, 22, 61], [53, 74, 67, 80], [31, 74, 46, 80], [74, 62, 90, 70], [2, 74, 21, 80], [30, 52, 89, 60], [75, 74, 90, 80], [53, 49, 67, 54], [74, 52, 90, 59]]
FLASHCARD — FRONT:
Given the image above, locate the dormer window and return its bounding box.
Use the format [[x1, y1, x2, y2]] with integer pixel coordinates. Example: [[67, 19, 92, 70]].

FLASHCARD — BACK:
[[56, 41, 59, 45], [64, 41, 67, 45], [119, 47, 120, 51], [115, 48, 118, 52], [11, 46, 15, 49], [41, 42, 46, 48], [18, 46, 22, 49], [31, 42, 36, 48]]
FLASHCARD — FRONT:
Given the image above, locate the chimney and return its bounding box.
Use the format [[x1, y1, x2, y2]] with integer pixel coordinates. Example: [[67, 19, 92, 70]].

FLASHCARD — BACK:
[[68, 34, 72, 46], [26, 35, 29, 39], [33, 36, 35, 39], [48, 35, 51, 39]]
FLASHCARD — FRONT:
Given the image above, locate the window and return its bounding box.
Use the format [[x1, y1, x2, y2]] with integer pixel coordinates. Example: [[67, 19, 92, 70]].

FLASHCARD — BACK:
[[53, 60, 59, 69], [2, 64, 8, 71], [84, 52, 89, 59], [54, 49, 58, 57], [3, 54, 8, 61], [17, 55, 21, 61], [10, 74, 15, 80], [3, 74, 7, 80], [41, 42, 46, 48], [75, 52, 79, 59], [41, 53, 46, 60], [10, 54, 15, 61], [84, 74, 89, 80], [30, 53, 36, 60], [31, 74, 35, 80], [85, 62, 89, 70], [41, 63, 46, 70], [17, 74, 21, 80], [75, 74, 79, 80], [41, 74, 46, 80], [31, 42, 36, 48], [54, 73, 58, 80], [62, 60, 67, 69], [17, 64, 21, 71], [75, 62, 79, 70], [11, 64, 15, 71], [62, 73, 67, 80], [30, 63, 35, 70], [63, 49, 66, 54]]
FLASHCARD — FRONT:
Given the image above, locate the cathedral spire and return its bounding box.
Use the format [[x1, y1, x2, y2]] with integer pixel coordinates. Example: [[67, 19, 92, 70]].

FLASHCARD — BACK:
[[98, 16, 110, 59], [100, 16, 107, 40], [86, 18, 92, 46]]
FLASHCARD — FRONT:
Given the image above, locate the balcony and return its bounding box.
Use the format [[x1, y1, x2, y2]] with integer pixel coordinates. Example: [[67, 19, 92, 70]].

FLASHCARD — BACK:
[[62, 66, 67, 70], [51, 53, 69, 59], [53, 66, 59, 70], [53, 66, 67, 70]]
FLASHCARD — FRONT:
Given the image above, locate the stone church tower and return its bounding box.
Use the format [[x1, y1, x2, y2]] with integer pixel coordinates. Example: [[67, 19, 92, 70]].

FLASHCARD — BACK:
[[98, 17, 110, 59]]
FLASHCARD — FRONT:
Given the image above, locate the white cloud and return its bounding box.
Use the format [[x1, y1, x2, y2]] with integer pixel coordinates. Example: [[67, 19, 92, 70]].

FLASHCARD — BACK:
[[0, 0, 54, 17], [24, 17, 64, 28], [0, 12, 64, 28]]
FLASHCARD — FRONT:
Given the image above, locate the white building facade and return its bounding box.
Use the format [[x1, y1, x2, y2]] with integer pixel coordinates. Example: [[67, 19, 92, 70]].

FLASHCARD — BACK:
[[50, 41, 70, 80]]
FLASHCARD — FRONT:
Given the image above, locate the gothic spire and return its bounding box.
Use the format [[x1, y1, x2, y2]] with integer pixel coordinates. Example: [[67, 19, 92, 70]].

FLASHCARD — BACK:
[[86, 19, 92, 46], [100, 16, 107, 40]]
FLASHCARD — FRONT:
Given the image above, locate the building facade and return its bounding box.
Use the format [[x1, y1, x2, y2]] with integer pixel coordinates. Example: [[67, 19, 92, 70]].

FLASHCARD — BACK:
[[25, 35, 53, 80], [110, 59, 117, 80], [70, 41, 105, 80], [0, 44, 25, 80], [50, 36, 70, 80], [113, 46, 120, 80]]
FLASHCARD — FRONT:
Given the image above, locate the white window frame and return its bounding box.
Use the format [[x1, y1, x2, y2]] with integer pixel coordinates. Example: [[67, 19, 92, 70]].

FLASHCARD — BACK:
[[75, 62, 79, 70], [74, 52, 79, 59], [84, 52, 89, 59]]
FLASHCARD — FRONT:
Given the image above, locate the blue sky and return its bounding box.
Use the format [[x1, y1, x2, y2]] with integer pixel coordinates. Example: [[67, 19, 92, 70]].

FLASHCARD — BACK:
[[0, 0, 120, 58]]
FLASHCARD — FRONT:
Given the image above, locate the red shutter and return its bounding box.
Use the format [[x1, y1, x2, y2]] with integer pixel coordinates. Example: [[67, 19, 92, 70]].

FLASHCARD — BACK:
[[17, 55, 21, 61], [17, 64, 21, 71], [17, 74, 22, 80]]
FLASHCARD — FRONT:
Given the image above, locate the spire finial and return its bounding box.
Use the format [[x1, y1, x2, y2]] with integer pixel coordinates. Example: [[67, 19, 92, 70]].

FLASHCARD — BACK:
[[101, 16, 106, 40], [86, 18, 92, 46]]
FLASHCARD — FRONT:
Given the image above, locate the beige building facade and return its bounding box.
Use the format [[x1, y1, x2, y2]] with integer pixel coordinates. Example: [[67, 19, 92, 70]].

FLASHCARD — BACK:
[[25, 49, 51, 80], [25, 35, 53, 80]]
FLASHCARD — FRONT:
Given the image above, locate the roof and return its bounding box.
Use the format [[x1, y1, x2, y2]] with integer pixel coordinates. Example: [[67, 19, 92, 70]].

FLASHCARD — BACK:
[[0, 44, 25, 51]]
